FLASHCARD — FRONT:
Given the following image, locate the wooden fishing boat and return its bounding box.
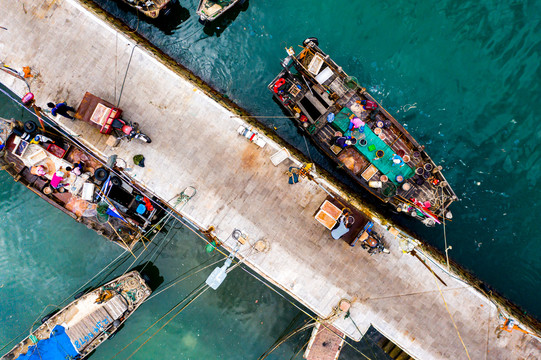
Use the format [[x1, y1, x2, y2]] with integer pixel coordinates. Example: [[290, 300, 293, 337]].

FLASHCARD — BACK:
[[0, 115, 166, 250], [1, 271, 151, 360], [196, 0, 243, 23], [268, 38, 457, 226], [119, 0, 172, 18]]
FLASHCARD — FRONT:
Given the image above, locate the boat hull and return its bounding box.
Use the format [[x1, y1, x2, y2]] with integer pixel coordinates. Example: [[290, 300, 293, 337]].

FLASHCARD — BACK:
[[1, 271, 151, 360], [268, 40, 457, 226]]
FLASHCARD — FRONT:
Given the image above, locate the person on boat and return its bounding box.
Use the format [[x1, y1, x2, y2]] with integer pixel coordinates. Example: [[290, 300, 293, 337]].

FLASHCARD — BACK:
[[50, 170, 66, 189], [47, 101, 76, 120], [66, 162, 83, 176], [348, 117, 365, 131], [331, 210, 354, 240], [390, 154, 404, 167], [334, 136, 357, 148], [360, 99, 378, 111], [30, 165, 48, 177]]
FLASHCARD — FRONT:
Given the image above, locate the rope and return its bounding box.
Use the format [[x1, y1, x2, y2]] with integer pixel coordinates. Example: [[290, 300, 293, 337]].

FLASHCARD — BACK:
[[441, 187, 450, 271], [110, 281, 208, 359], [125, 285, 210, 360], [108, 221, 137, 258], [430, 266, 472, 360], [114, 32, 118, 105], [239, 265, 373, 360], [121, 191, 196, 276], [258, 322, 316, 360], [292, 339, 310, 360], [116, 44, 138, 108], [0, 64, 30, 92], [119, 255, 252, 359], [145, 257, 223, 301], [302, 134, 316, 173], [230, 115, 295, 119]]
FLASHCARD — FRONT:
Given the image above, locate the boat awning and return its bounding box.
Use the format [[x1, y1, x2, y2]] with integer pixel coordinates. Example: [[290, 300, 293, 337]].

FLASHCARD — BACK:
[[16, 325, 78, 360]]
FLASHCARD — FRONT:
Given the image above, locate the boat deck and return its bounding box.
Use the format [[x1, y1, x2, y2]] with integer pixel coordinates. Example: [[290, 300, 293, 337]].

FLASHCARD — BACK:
[[1, 1, 540, 359], [283, 46, 457, 222], [304, 323, 344, 360], [1, 271, 149, 360]]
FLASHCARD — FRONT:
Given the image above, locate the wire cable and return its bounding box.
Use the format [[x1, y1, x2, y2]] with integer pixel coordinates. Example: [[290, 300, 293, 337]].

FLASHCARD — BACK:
[[110, 281, 208, 360], [239, 265, 373, 360], [430, 264, 472, 360]]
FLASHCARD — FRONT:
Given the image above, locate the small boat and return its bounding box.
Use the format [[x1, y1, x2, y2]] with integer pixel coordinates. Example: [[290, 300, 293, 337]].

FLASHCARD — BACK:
[[196, 0, 243, 23], [120, 0, 172, 18], [0, 108, 166, 250], [1, 271, 151, 360], [268, 38, 457, 226]]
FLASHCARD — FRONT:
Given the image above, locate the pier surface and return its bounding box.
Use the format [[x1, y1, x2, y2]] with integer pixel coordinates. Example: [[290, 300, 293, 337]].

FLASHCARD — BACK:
[[1, 1, 540, 359]]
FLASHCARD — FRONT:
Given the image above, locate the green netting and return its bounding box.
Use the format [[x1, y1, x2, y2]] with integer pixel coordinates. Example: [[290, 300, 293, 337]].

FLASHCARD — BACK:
[[97, 202, 109, 215], [97, 212, 109, 224], [332, 108, 414, 184], [345, 76, 359, 90]]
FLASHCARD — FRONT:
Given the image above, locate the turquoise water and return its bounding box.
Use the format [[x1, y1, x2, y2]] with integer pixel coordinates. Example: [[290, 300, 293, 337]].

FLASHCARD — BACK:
[[1, 0, 541, 358], [0, 92, 312, 357], [88, 0, 541, 320]]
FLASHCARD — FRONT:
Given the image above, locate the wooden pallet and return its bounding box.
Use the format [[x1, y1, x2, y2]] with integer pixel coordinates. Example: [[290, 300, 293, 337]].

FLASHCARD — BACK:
[[66, 295, 127, 352]]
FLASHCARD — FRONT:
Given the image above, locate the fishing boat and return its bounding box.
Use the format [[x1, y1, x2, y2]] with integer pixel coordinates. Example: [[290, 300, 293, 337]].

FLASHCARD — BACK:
[[196, 0, 243, 23], [0, 114, 166, 250], [119, 0, 172, 18], [1, 271, 151, 360], [268, 38, 457, 226]]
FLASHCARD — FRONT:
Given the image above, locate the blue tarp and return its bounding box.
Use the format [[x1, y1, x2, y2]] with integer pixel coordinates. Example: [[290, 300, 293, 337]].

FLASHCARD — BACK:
[[16, 325, 79, 360]]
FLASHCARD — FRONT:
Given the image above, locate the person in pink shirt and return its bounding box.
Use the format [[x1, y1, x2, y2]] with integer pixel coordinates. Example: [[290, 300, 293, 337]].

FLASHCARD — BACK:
[[348, 116, 365, 131], [50, 170, 65, 189]]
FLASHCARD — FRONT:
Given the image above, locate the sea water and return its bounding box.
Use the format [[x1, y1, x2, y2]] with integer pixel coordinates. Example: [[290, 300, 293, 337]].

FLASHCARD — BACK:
[[1, 0, 541, 358], [0, 88, 312, 358], [88, 0, 541, 318]]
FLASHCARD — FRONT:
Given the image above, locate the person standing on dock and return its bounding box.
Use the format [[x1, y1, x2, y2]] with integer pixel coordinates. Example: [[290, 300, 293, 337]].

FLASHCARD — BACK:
[[47, 101, 76, 119]]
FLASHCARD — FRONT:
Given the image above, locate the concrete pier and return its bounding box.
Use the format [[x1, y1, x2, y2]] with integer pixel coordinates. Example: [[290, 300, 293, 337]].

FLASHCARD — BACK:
[[1, 1, 540, 359]]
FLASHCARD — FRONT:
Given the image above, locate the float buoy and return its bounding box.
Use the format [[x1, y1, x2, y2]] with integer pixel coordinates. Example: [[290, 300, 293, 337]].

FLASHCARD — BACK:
[[21, 92, 34, 106], [94, 167, 109, 182]]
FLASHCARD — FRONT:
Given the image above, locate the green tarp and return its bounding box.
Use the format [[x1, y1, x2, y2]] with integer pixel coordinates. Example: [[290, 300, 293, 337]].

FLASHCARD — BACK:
[[332, 108, 414, 184]]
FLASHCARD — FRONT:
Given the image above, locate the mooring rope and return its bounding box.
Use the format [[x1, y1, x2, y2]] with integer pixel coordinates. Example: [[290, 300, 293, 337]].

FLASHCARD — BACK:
[[240, 265, 373, 360], [430, 265, 472, 360]]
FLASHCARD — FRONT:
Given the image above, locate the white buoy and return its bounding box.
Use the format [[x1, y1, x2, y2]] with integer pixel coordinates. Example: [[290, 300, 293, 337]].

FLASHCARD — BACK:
[[206, 258, 232, 290]]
